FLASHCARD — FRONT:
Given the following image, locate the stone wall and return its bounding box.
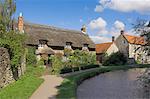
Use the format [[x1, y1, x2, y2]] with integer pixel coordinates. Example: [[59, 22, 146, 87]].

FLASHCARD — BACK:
[[0, 47, 14, 88], [115, 34, 129, 57]]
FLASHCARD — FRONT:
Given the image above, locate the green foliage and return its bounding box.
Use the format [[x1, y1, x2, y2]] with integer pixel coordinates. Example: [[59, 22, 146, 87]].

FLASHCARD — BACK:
[[68, 50, 96, 67], [0, 0, 16, 30], [60, 65, 99, 74], [50, 49, 97, 74], [0, 31, 26, 69], [26, 47, 37, 65], [37, 59, 45, 67], [0, 65, 45, 99], [103, 52, 127, 66], [64, 48, 73, 57], [50, 55, 64, 74]]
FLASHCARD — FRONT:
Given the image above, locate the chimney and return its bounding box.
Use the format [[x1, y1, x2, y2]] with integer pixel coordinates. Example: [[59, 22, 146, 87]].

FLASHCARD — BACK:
[[81, 25, 86, 34], [120, 30, 124, 35], [112, 36, 115, 42], [18, 12, 24, 33]]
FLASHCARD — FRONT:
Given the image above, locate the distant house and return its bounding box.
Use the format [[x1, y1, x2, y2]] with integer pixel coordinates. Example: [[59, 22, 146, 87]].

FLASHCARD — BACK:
[[115, 30, 149, 64], [96, 30, 150, 64], [96, 37, 118, 63], [15, 14, 95, 66]]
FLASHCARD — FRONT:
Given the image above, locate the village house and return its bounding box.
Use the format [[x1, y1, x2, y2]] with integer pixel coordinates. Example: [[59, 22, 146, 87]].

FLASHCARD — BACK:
[[115, 30, 150, 64], [96, 36, 118, 63], [15, 13, 95, 66], [96, 30, 150, 64]]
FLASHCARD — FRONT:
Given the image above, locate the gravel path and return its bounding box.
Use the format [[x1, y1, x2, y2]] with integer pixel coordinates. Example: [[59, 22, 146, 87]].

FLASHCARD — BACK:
[[77, 68, 147, 99], [30, 75, 64, 99]]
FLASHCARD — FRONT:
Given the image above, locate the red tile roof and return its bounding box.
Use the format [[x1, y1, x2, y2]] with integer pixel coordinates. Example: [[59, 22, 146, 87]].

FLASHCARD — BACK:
[[124, 34, 145, 45], [96, 42, 113, 54]]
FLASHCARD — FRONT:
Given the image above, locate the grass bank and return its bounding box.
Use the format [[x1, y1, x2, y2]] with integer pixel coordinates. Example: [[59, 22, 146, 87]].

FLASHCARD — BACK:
[[0, 65, 45, 99], [56, 64, 150, 99]]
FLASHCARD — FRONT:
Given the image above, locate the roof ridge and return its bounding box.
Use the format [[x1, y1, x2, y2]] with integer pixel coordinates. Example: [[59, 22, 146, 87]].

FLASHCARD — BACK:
[[24, 21, 83, 34], [124, 34, 141, 38]]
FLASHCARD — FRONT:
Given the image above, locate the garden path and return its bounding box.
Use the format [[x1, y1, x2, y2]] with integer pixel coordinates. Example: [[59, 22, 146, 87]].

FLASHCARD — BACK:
[[30, 75, 64, 99]]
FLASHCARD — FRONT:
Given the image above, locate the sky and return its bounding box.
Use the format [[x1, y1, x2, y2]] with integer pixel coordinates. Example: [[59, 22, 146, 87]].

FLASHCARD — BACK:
[[16, 0, 150, 43]]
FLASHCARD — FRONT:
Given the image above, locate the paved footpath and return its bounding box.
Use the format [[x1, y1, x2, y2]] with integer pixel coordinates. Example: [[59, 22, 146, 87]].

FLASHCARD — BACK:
[[30, 75, 64, 99]]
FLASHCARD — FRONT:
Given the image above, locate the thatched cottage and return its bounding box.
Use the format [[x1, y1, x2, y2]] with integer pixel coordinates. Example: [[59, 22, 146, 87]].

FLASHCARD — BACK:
[[16, 14, 95, 66]]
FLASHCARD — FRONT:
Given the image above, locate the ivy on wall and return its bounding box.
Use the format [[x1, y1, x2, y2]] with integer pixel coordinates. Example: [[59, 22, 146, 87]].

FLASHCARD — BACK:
[[0, 31, 26, 70]]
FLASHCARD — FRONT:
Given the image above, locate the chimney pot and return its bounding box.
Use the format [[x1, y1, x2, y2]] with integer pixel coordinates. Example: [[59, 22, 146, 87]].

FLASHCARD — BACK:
[[112, 36, 115, 42], [120, 30, 124, 35], [81, 25, 86, 34]]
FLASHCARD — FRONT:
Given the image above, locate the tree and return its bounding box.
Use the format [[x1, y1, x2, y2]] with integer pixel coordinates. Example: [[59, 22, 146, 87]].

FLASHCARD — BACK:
[[0, 0, 16, 31], [103, 52, 127, 66], [134, 19, 150, 46], [134, 20, 150, 89]]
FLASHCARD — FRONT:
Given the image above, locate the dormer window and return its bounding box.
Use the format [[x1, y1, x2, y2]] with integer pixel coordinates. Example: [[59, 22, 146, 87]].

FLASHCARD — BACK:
[[83, 44, 89, 47], [82, 43, 89, 51], [65, 42, 72, 49], [39, 39, 48, 47]]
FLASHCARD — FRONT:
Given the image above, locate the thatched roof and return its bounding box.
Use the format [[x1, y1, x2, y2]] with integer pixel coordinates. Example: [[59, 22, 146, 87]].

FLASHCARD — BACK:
[[24, 22, 95, 49]]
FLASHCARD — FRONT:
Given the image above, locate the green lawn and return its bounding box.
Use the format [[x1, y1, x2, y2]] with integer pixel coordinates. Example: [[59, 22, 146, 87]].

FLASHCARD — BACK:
[[0, 65, 45, 99], [56, 64, 150, 99]]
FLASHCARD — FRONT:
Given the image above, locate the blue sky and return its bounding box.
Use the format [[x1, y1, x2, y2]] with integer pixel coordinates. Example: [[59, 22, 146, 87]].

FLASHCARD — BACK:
[[16, 0, 150, 43]]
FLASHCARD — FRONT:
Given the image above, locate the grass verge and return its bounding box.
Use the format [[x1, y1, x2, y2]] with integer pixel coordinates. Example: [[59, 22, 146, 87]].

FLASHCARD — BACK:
[[56, 64, 150, 99], [0, 65, 45, 99]]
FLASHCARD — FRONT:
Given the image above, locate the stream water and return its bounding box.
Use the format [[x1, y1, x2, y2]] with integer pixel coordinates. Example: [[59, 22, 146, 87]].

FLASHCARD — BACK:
[[77, 68, 150, 99]]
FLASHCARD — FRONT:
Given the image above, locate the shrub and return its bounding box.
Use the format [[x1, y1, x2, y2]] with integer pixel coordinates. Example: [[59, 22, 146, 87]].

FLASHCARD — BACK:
[[50, 55, 64, 74], [81, 64, 99, 70], [37, 59, 45, 67], [50, 50, 97, 74], [68, 50, 97, 68], [26, 47, 37, 65], [103, 52, 127, 66]]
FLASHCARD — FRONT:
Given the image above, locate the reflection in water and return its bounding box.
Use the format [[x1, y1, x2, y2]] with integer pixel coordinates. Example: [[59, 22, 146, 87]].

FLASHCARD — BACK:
[[77, 68, 150, 99]]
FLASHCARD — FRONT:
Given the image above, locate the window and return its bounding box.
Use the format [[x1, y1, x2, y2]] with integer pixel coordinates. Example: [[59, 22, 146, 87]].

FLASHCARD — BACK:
[[82, 43, 89, 51], [39, 39, 48, 47], [122, 40, 126, 44], [66, 42, 72, 46], [65, 42, 72, 49], [83, 44, 89, 47]]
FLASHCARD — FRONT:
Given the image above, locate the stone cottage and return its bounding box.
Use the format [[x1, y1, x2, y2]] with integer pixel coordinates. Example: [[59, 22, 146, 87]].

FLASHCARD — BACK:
[[15, 14, 95, 66], [115, 30, 149, 64], [96, 30, 150, 64], [96, 36, 118, 63]]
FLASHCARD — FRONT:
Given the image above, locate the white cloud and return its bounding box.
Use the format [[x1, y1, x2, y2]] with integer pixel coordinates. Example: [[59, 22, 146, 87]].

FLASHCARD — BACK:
[[89, 17, 107, 30], [114, 20, 125, 30], [94, 5, 104, 12], [95, 0, 150, 14], [88, 17, 127, 43], [90, 36, 111, 43]]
